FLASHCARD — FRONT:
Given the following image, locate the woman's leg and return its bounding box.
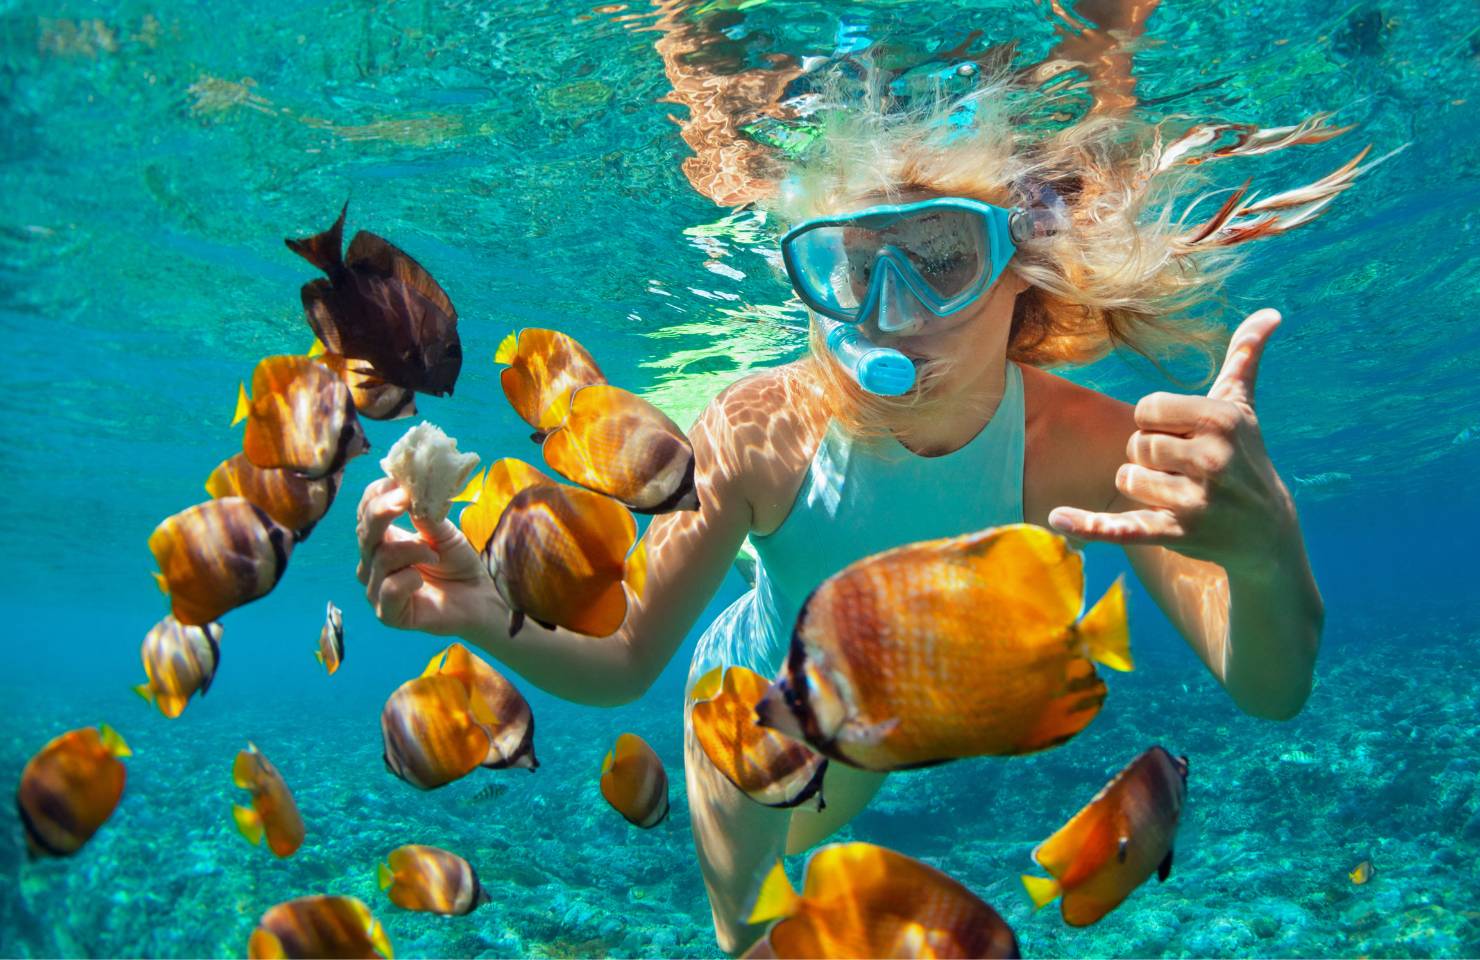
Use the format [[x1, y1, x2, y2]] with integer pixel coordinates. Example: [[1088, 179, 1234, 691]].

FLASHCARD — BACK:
[[784, 761, 886, 855], [684, 707, 795, 956]]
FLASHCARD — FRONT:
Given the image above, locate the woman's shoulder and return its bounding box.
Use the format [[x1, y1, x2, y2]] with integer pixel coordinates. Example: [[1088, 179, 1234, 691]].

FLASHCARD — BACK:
[[1019, 364, 1136, 520]]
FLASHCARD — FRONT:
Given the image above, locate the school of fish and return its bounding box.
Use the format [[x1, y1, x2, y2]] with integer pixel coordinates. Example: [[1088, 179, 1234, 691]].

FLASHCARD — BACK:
[[17, 210, 1219, 957]]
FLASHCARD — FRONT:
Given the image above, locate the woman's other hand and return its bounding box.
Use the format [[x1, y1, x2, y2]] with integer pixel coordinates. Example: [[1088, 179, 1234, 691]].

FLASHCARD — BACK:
[[356, 478, 500, 635], [1048, 308, 1298, 576]]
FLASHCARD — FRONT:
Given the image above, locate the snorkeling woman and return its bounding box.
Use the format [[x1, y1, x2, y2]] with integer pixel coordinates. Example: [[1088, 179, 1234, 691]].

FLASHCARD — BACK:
[[354, 65, 1371, 952]]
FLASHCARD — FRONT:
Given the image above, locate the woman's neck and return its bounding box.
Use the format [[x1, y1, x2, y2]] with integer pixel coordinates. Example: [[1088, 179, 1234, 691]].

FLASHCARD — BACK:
[[885, 319, 1013, 457]]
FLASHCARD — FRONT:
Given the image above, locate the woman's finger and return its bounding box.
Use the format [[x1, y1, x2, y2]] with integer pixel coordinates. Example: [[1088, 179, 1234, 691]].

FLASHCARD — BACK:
[[375, 567, 425, 628], [366, 538, 440, 602], [357, 477, 397, 525], [1048, 505, 1184, 545], [358, 485, 411, 570], [1127, 430, 1233, 480], [1116, 463, 1205, 513], [1133, 392, 1204, 434]]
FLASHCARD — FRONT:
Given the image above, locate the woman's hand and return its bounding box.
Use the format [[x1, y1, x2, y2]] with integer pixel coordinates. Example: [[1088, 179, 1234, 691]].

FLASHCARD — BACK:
[[1048, 309, 1298, 576], [356, 478, 501, 636]]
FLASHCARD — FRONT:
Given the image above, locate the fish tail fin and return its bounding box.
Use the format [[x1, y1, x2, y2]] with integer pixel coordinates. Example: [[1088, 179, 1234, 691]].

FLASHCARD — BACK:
[[625, 538, 649, 602], [748, 860, 800, 925], [451, 468, 485, 504], [306, 338, 326, 358], [1078, 576, 1133, 672], [369, 920, 394, 959], [151, 571, 170, 595], [1021, 873, 1061, 911], [315, 649, 324, 665], [600, 749, 615, 775], [99, 724, 132, 758], [284, 202, 347, 274], [232, 383, 251, 427], [689, 666, 724, 703], [133, 683, 155, 705], [232, 804, 264, 846], [247, 930, 287, 959], [494, 331, 519, 365], [378, 862, 395, 890]]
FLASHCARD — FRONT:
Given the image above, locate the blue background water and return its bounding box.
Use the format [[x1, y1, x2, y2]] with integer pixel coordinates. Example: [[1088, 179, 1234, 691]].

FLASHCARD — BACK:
[[1, 0, 1477, 956]]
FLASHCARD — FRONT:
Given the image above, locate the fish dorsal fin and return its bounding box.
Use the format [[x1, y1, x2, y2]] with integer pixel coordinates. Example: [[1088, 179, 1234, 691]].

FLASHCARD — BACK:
[[957, 525, 1083, 625], [748, 860, 800, 925], [98, 724, 131, 758], [232, 748, 259, 789], [1077, 576, 1132, 672], [495, 331, 520, 365], [690, 666, 725, 704], [232, 383, 251, 426]]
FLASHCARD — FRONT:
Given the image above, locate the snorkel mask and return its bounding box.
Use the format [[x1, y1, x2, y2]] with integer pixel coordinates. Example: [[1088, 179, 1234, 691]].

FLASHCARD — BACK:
[[781, 195, 1045, 395]]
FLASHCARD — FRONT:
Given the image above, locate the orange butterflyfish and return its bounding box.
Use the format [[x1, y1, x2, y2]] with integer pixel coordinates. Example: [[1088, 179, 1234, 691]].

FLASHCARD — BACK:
[[312, 347, 417, 421], [288, 202, 461, 397], [482, 482, 635, 638], [599, 733, 669, 829], [205, 452, 341, 540], [690, 666, 827, 811], [317, 601, 344, 675], [755, 524, 1132, 771], [231, 742, 305, 858], [494, 327, 606, 438], [454, 457, 555, 554], [1349, 859, 1373, 885], [541, 384, 700, 514], [743, 842, 1019, 959], [233, 354, 369, 480], [1021, 746, 1189, 926], [377, 844, 491, 916], [424, 642, 537, 771], [134, 616, 222, 718], [248, 895, 393, 959], [16, 725, 130, 858], [149, 497, 293, 626]]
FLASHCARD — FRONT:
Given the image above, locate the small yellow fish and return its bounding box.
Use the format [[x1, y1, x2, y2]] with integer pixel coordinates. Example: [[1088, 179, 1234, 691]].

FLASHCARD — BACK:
[[248, 895, 393, 959], [317, 601, 344, 675], [483, 483, 636, 637], [378, 844, 491, 916], [232, 742, 305, 858], [16, 725, 130, 858], [1022, 746, 1189, 926], [233, 354, 369, 479], [745, 842, 1019, 959], [149, 498, 293, 626], [600, 733, 668, 829], [205, 452, 341, 539], [495, 327, 606, 437], [134, 616, 222, 718], [541, 384, 699, 514], [1349, 860, 1373, 885], [690, 666, 826, 810], [756, 524, 1131, 771]]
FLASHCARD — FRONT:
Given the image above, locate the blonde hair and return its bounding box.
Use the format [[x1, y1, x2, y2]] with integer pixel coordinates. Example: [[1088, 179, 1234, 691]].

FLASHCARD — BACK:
[[765, 64, 1387, 436]]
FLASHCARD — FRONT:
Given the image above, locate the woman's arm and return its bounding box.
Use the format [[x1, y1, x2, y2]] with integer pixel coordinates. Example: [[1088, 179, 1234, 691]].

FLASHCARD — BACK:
[[1049, 309, 1324, 719], [356, 379, 764, 708]]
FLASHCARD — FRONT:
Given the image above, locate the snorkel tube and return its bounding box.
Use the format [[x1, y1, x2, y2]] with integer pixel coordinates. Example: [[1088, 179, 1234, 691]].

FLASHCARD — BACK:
[[818, 315, 916, 397]]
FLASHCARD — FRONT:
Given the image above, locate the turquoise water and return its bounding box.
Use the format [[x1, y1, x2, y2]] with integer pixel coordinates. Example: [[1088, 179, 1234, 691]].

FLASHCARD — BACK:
[[2, 0, 1478, 956]]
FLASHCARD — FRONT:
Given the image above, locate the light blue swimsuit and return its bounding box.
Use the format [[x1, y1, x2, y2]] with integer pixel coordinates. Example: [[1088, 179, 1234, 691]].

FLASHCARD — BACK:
[[688, 362, 1027, 689]]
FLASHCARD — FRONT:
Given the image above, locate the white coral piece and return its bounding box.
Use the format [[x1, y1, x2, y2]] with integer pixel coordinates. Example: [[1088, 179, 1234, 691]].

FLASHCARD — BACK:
[[380, 422, 480, 523]]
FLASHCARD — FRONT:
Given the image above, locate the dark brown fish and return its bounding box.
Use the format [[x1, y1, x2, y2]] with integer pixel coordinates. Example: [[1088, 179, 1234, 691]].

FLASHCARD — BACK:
[[134, 616, 222, 718], [205, 452, 341, 539], [248, 896, 392, 959], [378, 844, 491, 916], [234, 355, 369, 480], [149, 497, 293, 626], [1022, 746, 1189, 926], [287, 203, 461, 396], [16, 725, 131, 858]]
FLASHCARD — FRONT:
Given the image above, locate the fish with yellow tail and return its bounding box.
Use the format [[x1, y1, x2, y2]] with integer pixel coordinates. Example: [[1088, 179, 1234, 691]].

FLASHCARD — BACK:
[[205, 452, 341, 540], [248, 895, 393, 959], [599, 733, 668, 828], [1349, 859, 1373, 885], [233, 354, 369, 480], [377, 844, 491, 916], [149, 498, 293, 626], [1021, 746, 1189, 926], [425, 643, 537, 770], [495, 327, 606, 438], [317, 601, 344, 675], [231, 742, 305, 858], [744, 842, 1019, 959], [287, 201, 461, 396], [16, 725, 131, 858], [690, 666, 827, 810], [312, 344, 417, 421], [541, 384, 699, 514], [755, 524, 1132, 771], [134, 616, 222, 718], [454, 457, 556, 553], [482, 482, 636, 637]]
